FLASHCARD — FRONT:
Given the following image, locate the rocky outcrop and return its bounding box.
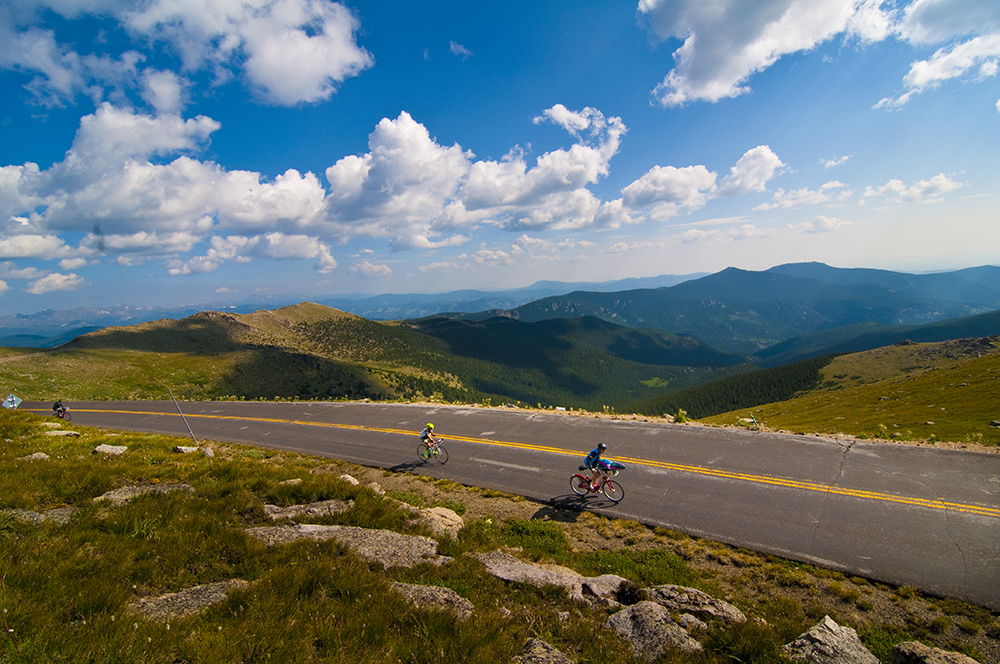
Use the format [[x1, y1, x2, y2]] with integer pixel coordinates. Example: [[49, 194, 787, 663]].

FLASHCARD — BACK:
[[263, 499, 353, 521], [783, 615, 879, 664], [891, 641, 981, 664], [44, 430, 80, 437], [93, 483, 194, 505], [128, 580, 250, 621], [246, 524, 451, 568], [1, 506, 76, 525], [391, 582, 474, 620], [473, 550, 626, 605], [644, 584, 746, 625], [511, 638, 575, 664], [606, 601, 703, 661]]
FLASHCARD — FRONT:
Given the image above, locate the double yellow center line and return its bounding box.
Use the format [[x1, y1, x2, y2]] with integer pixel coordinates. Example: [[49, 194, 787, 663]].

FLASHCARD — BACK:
[[65, 408, 1000, 518]]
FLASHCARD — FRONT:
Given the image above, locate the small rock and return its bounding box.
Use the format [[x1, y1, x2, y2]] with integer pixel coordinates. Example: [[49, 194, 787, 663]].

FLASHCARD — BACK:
[[678, 614, 708, 631], [93, 444, 127, 455], [367, 482, 385, 495], [45, 430, 81, 438], [20, 452, 50, 461], [511, 638, 575, 664], [339, 474, 360, 485], [390, 582, 474, 620], [278, 478, 302, 486], [93, 483, 194, 505], [420, 506, 464, 538], [783, 615, 878, 664], [173, 446, 200, 454]]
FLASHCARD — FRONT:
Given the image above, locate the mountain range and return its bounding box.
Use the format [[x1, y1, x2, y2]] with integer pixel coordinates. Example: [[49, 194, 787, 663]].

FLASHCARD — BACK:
[[1, 263, 998, 374], [0, 273, 707, 347], [451, 262, 1000, 360]]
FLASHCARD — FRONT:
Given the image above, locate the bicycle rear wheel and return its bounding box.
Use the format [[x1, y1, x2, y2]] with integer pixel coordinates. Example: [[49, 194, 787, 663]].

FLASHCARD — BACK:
[[602, 480, 624, 502], [434, 445, 448, 464], [417, 443, 431, 462], [570, 475, 590, 496]]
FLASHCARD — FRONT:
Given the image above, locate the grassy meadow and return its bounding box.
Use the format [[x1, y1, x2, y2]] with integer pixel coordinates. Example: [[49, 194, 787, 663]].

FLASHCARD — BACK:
[[2, 409, 998, 663], [700, 338, 1000, 446]]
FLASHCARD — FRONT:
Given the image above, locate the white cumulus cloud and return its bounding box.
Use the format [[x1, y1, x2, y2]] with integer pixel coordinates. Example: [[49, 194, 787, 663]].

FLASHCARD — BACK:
[[27, 272, 84, 294], [863, 173, 964, 204], [0, 0, 374, 107]]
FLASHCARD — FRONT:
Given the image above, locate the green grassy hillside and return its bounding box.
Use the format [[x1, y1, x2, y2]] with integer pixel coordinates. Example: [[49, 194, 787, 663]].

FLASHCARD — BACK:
[[700, 336, 1000, 446], [5, 411, 997, 662], [0, 303, 746, 410]]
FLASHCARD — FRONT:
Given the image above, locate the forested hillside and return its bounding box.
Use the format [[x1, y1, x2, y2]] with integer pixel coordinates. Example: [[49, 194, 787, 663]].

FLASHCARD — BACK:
[[4, 303, 749, 410], [458, 264, 1000, 355]]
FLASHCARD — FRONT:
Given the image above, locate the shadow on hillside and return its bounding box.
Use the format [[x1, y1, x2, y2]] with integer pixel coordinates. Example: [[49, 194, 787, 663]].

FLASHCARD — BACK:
[[544, 494, 622, 513], [530, 504, 583, 523]]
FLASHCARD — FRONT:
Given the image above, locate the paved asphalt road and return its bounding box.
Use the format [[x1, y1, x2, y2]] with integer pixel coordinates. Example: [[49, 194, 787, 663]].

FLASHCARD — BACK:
[[23, 400, 1000, 610]]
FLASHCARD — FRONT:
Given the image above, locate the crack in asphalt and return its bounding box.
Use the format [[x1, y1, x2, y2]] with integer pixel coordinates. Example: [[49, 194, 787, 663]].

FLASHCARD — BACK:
[[810, 438, 856, 552]]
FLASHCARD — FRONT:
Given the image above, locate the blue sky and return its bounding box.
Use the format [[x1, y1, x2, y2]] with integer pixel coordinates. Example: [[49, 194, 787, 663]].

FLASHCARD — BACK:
[[0, 0, 997, 315]]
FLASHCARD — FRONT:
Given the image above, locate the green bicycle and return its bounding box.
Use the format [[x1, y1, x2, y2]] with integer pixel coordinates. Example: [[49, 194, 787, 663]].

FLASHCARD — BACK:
[[417, 439, 449, 464]]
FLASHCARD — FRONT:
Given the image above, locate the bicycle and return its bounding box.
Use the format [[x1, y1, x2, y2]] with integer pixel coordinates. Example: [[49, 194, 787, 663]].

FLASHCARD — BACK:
[[570, 460, 624, 502], [54, 405, 71, 422], [417, 439, 448, 464]]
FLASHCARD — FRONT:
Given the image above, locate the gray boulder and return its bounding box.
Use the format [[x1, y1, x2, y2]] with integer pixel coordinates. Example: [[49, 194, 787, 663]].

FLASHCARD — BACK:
[[93, 444, 127, 455], [93, 483, 194, 506], [263, 499, 353, 521], [606, 601, 703, 661], [247, 524, 451, 568], [128, 580, 250, 621], [892, 641, 981, 664], [511, 638, 575, 664], [644, 584, 746, 624], [783, 615, 878, 664], [474, 550, 627, 605], [391, 582, 474, 620], [45, 430, 80, 437], [1, 506, 76, 525]]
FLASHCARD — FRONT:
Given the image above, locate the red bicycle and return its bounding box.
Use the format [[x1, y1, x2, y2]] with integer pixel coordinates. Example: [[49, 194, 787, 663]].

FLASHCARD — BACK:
[[570, 460, 625, 502]]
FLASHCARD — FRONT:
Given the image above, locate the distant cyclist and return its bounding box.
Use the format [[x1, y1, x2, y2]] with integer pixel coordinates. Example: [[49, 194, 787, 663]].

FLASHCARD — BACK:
[[420, 423, 440, 449], [584, 442, 608, 489], [53, 400, 65, 416]]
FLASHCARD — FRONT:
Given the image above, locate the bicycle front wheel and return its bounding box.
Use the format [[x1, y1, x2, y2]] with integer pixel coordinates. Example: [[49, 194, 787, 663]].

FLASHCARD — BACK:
[[434, 445, 449, 464], [571, 475, 590, 496], [602, 480, 624, 502], [417, 443, 431, 462], [60, 411, 71, 421]]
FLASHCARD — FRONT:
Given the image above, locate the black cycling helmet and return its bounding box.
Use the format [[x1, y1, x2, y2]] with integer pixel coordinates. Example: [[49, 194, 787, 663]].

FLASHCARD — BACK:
[[598, 443, 607, 451]]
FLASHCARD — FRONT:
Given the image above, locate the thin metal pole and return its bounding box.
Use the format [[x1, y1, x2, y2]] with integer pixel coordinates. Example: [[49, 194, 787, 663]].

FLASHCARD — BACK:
[[168, 389, 199, 445]]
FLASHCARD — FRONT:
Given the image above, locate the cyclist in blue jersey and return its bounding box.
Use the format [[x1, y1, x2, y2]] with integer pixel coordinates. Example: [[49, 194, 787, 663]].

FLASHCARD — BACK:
[[584, 442, 607, 489]]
